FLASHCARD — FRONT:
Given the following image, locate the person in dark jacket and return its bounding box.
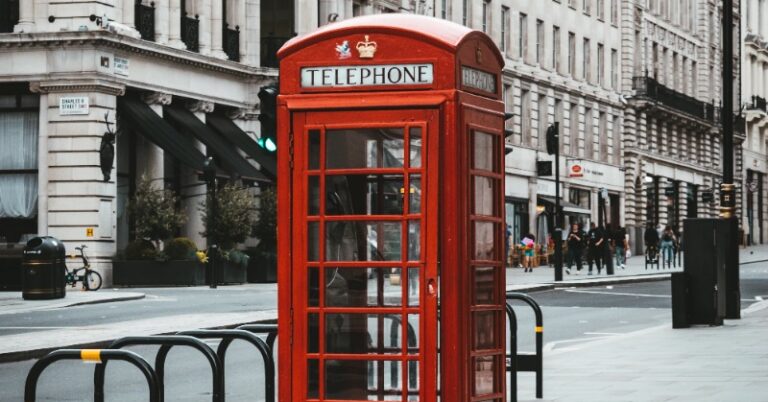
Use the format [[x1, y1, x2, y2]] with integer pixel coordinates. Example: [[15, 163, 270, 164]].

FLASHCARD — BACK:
[[587, 222, 605, 275], [565, 223, 585, 274], [644, 223, 660, 261]]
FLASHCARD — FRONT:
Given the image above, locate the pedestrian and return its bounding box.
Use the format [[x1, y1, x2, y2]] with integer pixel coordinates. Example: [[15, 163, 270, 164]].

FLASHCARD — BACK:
[[521, 232, 536, 273], [660, 225, 677, 268], [505, 223, 512, 267], [587, 222, 605, 275], [613, 224, 628, 269], [603, 223, 615, 274], [565, 223, 585, 275], [644, 223, 660, 264]]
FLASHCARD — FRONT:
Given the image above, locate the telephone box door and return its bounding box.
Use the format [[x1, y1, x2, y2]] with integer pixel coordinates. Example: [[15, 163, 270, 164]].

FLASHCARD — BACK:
[[290, 108, 439, 402]]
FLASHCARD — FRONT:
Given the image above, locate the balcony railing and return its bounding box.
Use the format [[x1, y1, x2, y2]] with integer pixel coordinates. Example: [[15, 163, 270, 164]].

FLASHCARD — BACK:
[[181, 14, 199, 52], [223, 25, 240, 62], [0, 0, 20, 33], [261, 36, 292, 68], [633, 75, 718, 124], [747, 95, 767, 112], [134, 1, 155, 41]]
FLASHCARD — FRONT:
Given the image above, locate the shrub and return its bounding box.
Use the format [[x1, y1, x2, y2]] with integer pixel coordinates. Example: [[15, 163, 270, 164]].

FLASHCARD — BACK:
[[253, 188, 277, 250], [224, 249, 250, 268], [164, 237, 198, 261], [129, 175, 187, 248], [124, 239, 158, 261], [201, 183, 257, 251]]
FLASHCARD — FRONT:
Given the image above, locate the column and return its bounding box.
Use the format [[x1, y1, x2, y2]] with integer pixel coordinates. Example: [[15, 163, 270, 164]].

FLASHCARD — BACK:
[[185, 100, 214, 248], [141, 93, 172, 189], [749, 0, 759, 33], [123, 0, 135, 28], [764, 62, 768, 99], [168, 0, 186, 48], [198, 0, 212, 55], [155, 0, 170, 44], [14, 0, 35, 32], [210, 0, 228, 58], [245, 0, 259, 65], [238, 0, 247, 62]]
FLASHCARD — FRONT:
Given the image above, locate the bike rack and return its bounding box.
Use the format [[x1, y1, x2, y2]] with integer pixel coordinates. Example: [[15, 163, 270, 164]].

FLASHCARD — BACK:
[[27, 349, 160, 402], [236, 323, 278, 355], [177, 329, 275, 402], [505, 292, 544, 401], [94, 335, 223, 402]]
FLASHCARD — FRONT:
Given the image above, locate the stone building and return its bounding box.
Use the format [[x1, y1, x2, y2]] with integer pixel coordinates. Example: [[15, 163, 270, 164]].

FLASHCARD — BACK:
[[619, 0, 741, 252], [0, 0, 294, 284], [741, 0, 768, 245]]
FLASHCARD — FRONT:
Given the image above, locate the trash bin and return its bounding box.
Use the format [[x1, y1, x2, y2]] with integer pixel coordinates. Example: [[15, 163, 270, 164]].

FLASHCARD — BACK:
[[22, 237, 66, 300]]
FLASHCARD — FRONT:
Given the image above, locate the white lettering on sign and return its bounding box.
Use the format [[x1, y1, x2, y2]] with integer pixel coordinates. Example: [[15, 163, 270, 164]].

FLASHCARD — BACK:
[[300, 64, 433, 88], [461, 66, 496, 94], [59, 96, 90, 115], [114, 56, 129, 76]]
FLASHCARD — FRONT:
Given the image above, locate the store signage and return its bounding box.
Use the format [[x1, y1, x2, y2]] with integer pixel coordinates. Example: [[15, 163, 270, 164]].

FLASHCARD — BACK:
[[568, 162, 584, 178], [59, 96, 89, 115], [300, 64, 433, 88], [114, 56, 129, 76], [461, 66, 496, 93]]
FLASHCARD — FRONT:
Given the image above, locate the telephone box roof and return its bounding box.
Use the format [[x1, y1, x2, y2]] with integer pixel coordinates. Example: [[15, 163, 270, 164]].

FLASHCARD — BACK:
[[278, 14, 503, 63]]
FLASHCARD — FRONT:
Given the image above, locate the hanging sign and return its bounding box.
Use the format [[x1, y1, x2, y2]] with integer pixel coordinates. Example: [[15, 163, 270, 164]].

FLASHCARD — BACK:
[[59, 96, 90, 115], [300, 64, 433, 88]]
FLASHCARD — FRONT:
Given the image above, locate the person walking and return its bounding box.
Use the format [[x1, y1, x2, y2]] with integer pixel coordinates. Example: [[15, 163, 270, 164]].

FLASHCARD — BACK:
[[565, 223, 585, 275], [613, 224, 628, 269], [660, 225, 677, 268], [587, 222, 605, 275], [644, 223, 660, 268], [521, 232, 536, 272]]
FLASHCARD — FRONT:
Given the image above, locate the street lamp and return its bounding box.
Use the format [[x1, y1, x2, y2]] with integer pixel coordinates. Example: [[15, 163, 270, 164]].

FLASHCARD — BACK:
[[203, 157, 218, 289]]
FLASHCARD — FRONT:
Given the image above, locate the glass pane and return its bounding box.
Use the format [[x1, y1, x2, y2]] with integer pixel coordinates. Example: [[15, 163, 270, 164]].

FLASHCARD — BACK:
[[408, 175, 422, 213], [407, 268, 420, 306], [474, 222, 496, 260], [474, 176, 495, 216], [474, 267, 496, 305], [406, 314, 420, 354], [325, 267, 402, 307], [325, 314, 404, 354], [308, 313, 319, 353], [474, 311, 498, 350], [407, 221, 421, 261], [308, 222, 320, 261], [326, 128, 405, 169], [308, 268, 319, 307], [326, 359, 402, 400], [407, 361, 419, 400], [326, 221, 401, 261], [473, 356, 498, 396], [308, 359, 319, 398], [473, 131, 495, 171], [308, 176, 320, 215], [326, 174, 404, 215], [410, 127, 422, 168], [308, 129, 320, 170]]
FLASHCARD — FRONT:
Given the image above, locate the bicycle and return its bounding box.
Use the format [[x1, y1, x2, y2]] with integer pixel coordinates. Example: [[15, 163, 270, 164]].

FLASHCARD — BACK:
[[65, 245, 103, 291]]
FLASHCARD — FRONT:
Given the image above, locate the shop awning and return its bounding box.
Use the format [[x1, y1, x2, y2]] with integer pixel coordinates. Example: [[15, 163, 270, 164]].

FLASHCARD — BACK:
[[537, 195, 591, 215], [206, 114, 277, 180], [163, 106, 270, 183], [118, 97, 207, 171]]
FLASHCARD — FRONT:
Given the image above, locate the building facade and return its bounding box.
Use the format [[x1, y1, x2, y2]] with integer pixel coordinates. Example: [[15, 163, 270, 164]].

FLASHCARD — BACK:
[[741, 0, 768, 245]]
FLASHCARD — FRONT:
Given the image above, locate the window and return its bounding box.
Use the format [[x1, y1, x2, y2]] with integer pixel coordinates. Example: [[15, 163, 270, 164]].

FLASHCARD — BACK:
[[612, 115, 621, 163], [521, 89, 531, 145], [538, 94, 548, 150], [611, 48, 618, 89], [553, 26, 561, 72], [611, 0, 618, 25], [519, 13, 528, 61], [583, 38, 590, 81], [584, 107, 593, 158], [671, 52, 678, 90], [0, 0, 19, 33], [501, 7, 509, 52], [597, 0, 604, 20], [598, 112, 607, 160], [568, 32, 576, 76], [692, 61, 697, 97], [597, 43, 604, 85], [568, 103, 578, 155], [569, 188, 591, 209], [651, 43, 659, 79], [583, 0, 591, 15], [482, 0, 489, 33], [536, 19, 544, 65]]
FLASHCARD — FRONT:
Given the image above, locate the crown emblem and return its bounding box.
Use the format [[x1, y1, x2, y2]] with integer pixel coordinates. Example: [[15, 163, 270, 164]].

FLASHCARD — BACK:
[[356, 35, 377, 59]]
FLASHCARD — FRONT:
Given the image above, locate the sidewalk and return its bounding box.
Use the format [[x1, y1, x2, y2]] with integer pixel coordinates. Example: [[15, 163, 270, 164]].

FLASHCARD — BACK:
[[507, 244, 768, 292], [0, 289, 145, 316], [517, 300, 768, 401]]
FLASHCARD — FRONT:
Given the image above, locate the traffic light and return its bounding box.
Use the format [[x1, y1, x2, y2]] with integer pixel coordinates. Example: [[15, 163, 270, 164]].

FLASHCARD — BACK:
[[258, 84, 278, 152], [546, 123, 559, 155]]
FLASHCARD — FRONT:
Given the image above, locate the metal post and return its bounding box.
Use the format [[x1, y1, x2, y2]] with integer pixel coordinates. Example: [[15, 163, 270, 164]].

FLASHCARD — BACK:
[[204, 157, 218, 289], [553, 122, 563, 282], [721, 0, 740, 319]]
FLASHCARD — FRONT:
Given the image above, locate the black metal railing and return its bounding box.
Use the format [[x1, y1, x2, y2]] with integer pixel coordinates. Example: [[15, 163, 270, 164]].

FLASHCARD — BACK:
[[224, 25, 240, 62], [748, 95, 767, 112], [0, 0, 20, 33], [261, 36, 292, 68], [633, 75, 719, 123], [134, 1, 155, 41], [181, 14, 200, 52]]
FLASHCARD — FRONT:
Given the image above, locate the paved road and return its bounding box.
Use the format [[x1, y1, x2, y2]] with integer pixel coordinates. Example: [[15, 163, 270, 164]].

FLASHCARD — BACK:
[[2, 265, 766, 401]]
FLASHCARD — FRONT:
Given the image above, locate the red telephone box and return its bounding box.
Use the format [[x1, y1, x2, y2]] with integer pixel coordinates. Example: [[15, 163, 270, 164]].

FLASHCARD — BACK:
[[276, 14, 506, 402]]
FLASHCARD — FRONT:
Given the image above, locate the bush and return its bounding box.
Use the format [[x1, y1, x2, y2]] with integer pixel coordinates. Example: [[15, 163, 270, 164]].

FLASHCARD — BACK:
[[201, 184, 257, 251], [253, 188, 277, 250], [124, 239, 158, 261], [129, 176, 187, 248], [164, 237, 198, 261], [224, 249, 250, 268]]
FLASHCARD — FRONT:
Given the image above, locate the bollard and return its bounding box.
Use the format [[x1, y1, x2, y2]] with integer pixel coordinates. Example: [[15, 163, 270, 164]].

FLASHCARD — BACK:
[[27, 349, 160, 402], [506, 292, 544, 400]]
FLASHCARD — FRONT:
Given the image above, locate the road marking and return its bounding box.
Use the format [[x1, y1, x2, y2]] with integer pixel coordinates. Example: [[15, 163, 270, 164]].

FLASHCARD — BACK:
[[583, 332, 623, 335], [565, 289, 671, 298], [0, 326, 73, 330], [542, 336, 612, 353]]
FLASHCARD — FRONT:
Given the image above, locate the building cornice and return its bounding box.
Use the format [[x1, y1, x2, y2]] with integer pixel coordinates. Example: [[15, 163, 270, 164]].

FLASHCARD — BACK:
[[0, 30, 279, 80], [29, 78, 126, 96], [626, 147, 721, 177]]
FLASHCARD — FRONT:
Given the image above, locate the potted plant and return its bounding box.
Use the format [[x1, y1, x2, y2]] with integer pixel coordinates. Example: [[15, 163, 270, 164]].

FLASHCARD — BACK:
[[201, 183, 257, 284], [249, 188, 277, 283], [113, 177, 205, 286]]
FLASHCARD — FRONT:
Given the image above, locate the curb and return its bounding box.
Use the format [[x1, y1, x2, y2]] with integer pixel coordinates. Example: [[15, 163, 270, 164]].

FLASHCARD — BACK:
[[63, 293, 146, 308], [0, 317, 276, 364], [507, 272, 674, 293], [0, 293, 146, 317]]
